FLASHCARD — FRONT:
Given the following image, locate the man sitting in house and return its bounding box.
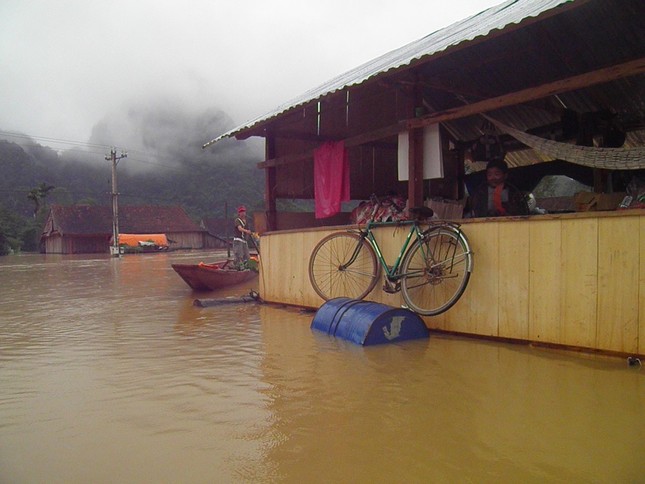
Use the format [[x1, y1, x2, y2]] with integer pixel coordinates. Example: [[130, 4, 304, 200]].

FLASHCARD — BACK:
[[469, 160, 529, 217]]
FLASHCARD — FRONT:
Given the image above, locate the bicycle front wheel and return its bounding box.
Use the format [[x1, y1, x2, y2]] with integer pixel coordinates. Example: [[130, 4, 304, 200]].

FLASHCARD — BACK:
[[400, 228, 472, 316], [308, 232, 380, 301]]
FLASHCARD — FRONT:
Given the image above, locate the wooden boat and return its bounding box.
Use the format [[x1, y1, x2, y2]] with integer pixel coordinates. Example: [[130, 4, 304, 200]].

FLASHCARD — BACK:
[[171, 260, 258, 291]]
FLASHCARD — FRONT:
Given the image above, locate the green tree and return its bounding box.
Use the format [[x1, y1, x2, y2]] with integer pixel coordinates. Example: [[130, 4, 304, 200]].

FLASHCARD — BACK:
[[27, 182, 55, 218], [20, 220, 42, 252], [0, 204, 26, 255]]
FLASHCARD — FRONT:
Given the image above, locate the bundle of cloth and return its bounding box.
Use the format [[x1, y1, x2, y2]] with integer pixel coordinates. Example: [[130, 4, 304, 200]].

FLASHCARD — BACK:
[[351, 194, 407, 224]]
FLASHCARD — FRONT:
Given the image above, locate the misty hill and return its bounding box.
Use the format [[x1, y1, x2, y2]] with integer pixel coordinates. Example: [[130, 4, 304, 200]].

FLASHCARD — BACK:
[[0, 103, 265, 222]]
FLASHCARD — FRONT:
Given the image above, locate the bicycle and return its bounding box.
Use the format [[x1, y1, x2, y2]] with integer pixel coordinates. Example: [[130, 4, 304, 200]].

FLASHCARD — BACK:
[[308, 204, 474, 316]]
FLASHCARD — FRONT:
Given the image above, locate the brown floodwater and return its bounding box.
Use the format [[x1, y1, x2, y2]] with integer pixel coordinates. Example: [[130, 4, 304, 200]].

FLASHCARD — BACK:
[[0, 251, 643, 483]]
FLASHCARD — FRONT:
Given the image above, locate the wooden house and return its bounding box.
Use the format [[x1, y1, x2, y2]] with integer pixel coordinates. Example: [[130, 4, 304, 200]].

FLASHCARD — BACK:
[[200, 217, 232, 249], [42, 205, 206, 254], [205, 0, 645, 357]]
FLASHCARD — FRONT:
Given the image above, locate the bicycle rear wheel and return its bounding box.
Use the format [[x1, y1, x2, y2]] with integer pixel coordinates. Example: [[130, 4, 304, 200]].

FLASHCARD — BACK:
[[400, 227, 472, 316], [308, 232, 380, 301]]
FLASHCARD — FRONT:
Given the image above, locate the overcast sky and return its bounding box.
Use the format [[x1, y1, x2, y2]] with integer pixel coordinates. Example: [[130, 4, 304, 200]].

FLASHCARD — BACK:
[[0, 0, 502, 149]]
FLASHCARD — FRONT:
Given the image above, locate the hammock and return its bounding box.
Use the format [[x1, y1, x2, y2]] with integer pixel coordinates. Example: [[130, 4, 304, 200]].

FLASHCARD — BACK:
[[483, 114, 645, 170]]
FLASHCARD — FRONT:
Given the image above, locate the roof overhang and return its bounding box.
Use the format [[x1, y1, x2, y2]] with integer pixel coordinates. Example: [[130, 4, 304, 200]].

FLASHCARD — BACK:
[[203, 0, 580, 148]]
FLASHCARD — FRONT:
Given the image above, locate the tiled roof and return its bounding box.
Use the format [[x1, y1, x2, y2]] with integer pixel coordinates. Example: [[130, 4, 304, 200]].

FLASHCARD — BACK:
[[119, 206, 203, 233], [44, 205, 204, 236]]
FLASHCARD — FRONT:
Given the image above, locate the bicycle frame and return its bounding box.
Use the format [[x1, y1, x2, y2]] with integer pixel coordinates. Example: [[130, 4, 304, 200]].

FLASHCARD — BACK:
[[343, 218, 471, 282], [345, 220, 425, 283]]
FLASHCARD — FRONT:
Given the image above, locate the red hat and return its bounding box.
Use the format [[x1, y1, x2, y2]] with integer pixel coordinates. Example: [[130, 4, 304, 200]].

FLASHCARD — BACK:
[[237, 205, 247, 213]]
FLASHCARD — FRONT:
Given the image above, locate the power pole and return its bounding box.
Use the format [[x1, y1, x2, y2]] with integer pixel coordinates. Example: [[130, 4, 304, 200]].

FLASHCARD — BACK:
[[106, 148, 127, 257]]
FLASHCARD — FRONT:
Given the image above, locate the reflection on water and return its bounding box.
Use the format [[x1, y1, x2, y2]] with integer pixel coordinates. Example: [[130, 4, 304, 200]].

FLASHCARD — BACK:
[[1, 252, 643, 483]]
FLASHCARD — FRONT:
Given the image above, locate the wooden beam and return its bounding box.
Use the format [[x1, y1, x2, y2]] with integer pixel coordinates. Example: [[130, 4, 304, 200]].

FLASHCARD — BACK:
[[408, 127, 425, 207], [266, 131, 338, 143], [257, 122, 404, 168], [407, 56, 645, 130], [264, 133, 277, 231], [407, 78, 425, 208], [257, 57, 645, 169]]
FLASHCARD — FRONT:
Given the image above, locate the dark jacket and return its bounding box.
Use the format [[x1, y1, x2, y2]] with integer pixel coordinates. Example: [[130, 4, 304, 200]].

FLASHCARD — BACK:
[[471, 183, 529, 217]]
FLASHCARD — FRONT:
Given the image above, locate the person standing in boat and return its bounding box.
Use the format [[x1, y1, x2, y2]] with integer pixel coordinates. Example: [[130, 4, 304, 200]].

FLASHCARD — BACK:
[[233, 205, 252, 269]]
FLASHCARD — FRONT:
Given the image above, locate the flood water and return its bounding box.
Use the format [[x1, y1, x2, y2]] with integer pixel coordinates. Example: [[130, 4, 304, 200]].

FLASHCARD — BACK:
[[1, 251, 643, 483]]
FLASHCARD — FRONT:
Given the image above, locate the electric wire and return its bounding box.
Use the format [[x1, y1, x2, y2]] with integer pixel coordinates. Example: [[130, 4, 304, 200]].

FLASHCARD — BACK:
[[0, 130, 117, 150], [0, 129, 254, 208], [0, 130, 206, 172]]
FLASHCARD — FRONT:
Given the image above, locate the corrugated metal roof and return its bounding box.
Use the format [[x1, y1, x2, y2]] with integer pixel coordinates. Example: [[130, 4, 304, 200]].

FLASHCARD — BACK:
[[204, 0, 575, 147]]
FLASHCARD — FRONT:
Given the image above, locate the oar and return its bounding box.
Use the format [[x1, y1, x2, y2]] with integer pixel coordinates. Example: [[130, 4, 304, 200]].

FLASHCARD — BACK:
[[249, 231, 260, 256], [224, 201, 230, 259]]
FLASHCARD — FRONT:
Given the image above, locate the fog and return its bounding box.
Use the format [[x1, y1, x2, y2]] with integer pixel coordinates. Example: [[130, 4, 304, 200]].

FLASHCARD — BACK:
[[88, 97, 249, 170], [0, 0, 503, 151]]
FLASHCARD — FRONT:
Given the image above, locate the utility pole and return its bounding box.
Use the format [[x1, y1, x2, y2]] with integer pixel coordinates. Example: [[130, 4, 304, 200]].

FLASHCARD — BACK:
[[106, 148, 127, 257]]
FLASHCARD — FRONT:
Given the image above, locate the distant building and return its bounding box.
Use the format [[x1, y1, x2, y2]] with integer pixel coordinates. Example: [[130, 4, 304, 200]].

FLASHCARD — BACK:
[[41, 205, 206, 254], [200, 217, 232, 249]]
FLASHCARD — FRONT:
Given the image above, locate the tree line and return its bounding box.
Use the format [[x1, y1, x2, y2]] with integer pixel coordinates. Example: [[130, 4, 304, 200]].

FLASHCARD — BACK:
[[0, 138, 265, 255]]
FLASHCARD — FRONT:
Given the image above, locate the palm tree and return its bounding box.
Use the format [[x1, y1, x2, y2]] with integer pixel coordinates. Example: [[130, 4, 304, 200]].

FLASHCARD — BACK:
[[27, 182, 55, 218]]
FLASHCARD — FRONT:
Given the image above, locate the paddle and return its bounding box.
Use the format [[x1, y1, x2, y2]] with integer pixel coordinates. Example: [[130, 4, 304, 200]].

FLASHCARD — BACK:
[[224, 201, 231, 259], [249, 231, 260, 256]]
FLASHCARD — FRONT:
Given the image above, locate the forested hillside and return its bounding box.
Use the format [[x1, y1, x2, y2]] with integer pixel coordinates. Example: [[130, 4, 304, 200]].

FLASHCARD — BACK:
[[0, 103, 265, 254]]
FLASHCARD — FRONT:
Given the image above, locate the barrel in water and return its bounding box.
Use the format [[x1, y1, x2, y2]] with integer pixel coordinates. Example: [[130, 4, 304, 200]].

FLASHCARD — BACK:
[[311, 297, 430, 346]]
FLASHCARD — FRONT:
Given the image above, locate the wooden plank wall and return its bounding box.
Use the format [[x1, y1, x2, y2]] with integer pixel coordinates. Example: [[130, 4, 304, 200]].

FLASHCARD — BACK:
[[259, 210, 644, 356], [44, 235, 63, 254], [167, 232, 204, 250]]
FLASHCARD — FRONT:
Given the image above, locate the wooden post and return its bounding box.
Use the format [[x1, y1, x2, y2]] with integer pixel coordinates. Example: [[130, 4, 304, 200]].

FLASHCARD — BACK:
[[264, 130, 277, 231], [407, 127, 424, 207], [407, 78, 424, 208]]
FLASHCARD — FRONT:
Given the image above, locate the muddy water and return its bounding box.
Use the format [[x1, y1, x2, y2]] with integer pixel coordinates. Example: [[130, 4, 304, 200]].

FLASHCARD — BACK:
[[0, 251, 643, 483]]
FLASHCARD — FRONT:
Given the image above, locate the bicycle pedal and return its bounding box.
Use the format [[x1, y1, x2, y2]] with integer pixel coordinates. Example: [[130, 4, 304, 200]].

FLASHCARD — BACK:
[[382, 280, 400, 293]]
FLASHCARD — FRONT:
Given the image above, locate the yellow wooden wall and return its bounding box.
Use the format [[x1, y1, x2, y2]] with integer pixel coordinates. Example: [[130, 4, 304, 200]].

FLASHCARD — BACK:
[[258, 210, 644, 356]]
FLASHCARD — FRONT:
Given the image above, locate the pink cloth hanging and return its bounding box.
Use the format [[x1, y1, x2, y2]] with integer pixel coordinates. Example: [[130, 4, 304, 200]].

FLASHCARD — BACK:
[[314, 141, 350, 218]]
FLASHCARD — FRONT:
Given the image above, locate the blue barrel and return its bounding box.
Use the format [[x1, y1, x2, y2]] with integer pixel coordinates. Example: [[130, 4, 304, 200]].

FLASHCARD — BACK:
[[311, 297, 430, 346]]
